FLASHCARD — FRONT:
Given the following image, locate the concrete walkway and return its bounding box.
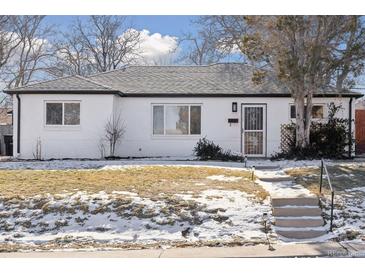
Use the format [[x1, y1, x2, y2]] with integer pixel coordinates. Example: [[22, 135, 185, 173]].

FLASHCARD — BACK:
[[1, 242, 364, 258]]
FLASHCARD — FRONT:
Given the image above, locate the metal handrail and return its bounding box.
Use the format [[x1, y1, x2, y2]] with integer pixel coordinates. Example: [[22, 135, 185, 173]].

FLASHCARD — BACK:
[[319, 158, 335, 232]]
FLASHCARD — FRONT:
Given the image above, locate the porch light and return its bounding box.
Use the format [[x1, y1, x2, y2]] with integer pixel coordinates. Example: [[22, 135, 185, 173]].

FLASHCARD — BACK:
[[232, 102, 237, 112]]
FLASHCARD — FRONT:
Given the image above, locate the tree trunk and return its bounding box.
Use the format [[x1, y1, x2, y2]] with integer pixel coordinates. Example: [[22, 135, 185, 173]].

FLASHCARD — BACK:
[[304, 92, 313, 145], [295, 95, 307, 148], [109, 140, 113, 157]]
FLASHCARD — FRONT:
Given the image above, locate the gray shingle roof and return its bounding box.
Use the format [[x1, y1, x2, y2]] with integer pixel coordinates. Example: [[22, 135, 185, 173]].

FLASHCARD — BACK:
[[6, 75, 116, 93], [4, 63, 363, 97], [87, 63, 289, 95]]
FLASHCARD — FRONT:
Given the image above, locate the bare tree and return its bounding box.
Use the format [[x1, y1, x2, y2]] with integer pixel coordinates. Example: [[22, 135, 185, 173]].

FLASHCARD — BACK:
[[0, 16, 55, 88], [71, 16, 141, 73], [51, 31, 94, 77], [196, 16, 250, 61], [0, 16, 22, 69], [104, 113, 126, 157], [179, 31, 226, 65]]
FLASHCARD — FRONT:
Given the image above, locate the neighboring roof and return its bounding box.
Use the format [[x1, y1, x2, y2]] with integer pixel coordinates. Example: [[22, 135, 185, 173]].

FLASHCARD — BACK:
[[4, 63, 363, 98]]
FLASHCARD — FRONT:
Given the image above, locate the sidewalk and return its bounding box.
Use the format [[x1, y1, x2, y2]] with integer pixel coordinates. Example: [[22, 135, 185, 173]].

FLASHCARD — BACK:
[[1, 242, 364, 258]]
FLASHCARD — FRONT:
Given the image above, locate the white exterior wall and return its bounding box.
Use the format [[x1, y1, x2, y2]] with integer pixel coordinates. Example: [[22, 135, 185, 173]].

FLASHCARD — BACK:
[[114, 96, 354, 158], [14, 94, 114, 159], [14, 93, 354, 159]]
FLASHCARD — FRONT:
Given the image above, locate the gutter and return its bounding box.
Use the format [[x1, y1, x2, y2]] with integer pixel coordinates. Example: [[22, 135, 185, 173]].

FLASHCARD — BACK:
[[348, 97, 353, 158], [16, 93, 20, 154]]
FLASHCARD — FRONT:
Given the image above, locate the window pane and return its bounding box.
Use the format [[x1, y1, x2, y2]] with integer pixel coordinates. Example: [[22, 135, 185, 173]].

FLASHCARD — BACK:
[[153, 105, 164, 134], [290, 105, 296, 119], [290, 105, 307, 119], [165, 106, 188, 135], [190, 106, 201, 134], [46, 103, 62, 125], [64, 103, 80, 125], [312, 105, 323, 119]]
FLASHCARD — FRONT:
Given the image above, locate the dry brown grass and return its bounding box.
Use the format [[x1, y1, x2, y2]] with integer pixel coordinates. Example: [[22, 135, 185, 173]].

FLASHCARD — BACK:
[[0, 166, 268, 200], [285, 164, 365, 194]]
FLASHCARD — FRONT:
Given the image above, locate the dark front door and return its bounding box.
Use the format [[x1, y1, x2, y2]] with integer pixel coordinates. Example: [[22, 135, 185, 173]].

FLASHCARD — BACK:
[[4, 135, 13, 156]]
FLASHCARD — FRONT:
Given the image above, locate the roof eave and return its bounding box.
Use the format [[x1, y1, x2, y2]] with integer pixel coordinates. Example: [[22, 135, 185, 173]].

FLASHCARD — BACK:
[[3, 90, 123, 96], [120, 92, 364, 98], [3, 90, 362, 98]]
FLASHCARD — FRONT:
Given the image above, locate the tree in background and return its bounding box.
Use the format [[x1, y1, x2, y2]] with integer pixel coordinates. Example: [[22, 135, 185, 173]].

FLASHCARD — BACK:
[[198, 16, 365, 149], [50, 31, 94, 77], [68, 16, 141, 73], [0, 16, 54, 88], [0, 16, 22, 70], [179, 30, 226, 65]]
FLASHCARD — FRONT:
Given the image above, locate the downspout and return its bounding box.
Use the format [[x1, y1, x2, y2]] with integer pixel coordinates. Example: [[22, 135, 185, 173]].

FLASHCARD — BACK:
[[16, 93, 21, 154], [348, 97, 353, 158]]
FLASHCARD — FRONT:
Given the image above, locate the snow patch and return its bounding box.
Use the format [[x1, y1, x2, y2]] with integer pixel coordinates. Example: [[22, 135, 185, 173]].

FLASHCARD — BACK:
[[206, 175, 242, 182]]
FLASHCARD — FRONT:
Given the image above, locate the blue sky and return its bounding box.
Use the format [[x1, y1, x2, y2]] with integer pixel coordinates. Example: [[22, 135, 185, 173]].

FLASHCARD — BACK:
[[45, 15, 198, 36]]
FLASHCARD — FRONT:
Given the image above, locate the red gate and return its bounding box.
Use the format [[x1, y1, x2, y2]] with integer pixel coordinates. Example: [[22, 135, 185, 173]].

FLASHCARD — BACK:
[[355, 109, 365, 154]]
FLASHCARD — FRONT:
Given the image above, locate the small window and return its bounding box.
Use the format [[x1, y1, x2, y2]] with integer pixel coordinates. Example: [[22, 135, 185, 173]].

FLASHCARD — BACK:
[[312, 105, 324, 119], [45, 101, 80, 126], [290, 105, 324, 119], [152, 104, 201, 135]]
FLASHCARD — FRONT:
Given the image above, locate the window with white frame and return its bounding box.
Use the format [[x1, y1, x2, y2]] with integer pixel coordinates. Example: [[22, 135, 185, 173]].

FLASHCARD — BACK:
[[45, 101, 80, 125], [290, 104, 324, 119], [152, 104, 201, 135]]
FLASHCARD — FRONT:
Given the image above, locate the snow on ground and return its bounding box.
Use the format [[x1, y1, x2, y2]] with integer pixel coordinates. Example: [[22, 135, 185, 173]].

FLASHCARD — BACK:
[[0, 189, 270, 249], [206, 175, 242, 182], [0, 157, 327, 171], [1, 156, 365, 172], [322, 187, 365, 243], [255, 170, 314, 197]]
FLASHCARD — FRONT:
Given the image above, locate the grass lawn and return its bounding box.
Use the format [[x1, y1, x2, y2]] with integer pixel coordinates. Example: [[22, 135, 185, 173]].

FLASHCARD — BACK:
[[0, 166, 267, 200], [0, 165, 270, 252], [285, 164, 365, 194]]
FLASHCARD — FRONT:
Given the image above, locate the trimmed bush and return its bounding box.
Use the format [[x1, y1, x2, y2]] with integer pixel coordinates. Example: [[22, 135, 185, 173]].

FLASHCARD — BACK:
[[193, 137, 244, 161]]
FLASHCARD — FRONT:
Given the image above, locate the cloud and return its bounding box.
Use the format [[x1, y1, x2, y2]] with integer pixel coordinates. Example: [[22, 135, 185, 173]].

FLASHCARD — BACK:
[[136, 29, 179, 65]]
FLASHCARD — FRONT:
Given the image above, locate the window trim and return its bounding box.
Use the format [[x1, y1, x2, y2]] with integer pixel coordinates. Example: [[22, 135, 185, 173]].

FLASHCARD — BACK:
[[289, 103, 325, 120], [151, 103, 202, 137], [44, 100, 81, 127]]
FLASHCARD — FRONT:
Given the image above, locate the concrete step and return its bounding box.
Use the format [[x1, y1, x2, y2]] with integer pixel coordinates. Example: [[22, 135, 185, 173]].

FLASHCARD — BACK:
[[276, 229, 327, 239], [272, 197, 319, 207], [275, 217, 324, 227], [273, 206, 322, 217]]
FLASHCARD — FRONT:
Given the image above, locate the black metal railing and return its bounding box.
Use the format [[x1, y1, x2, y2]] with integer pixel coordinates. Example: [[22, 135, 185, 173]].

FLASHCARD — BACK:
[[319, 158, 335, 232]]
